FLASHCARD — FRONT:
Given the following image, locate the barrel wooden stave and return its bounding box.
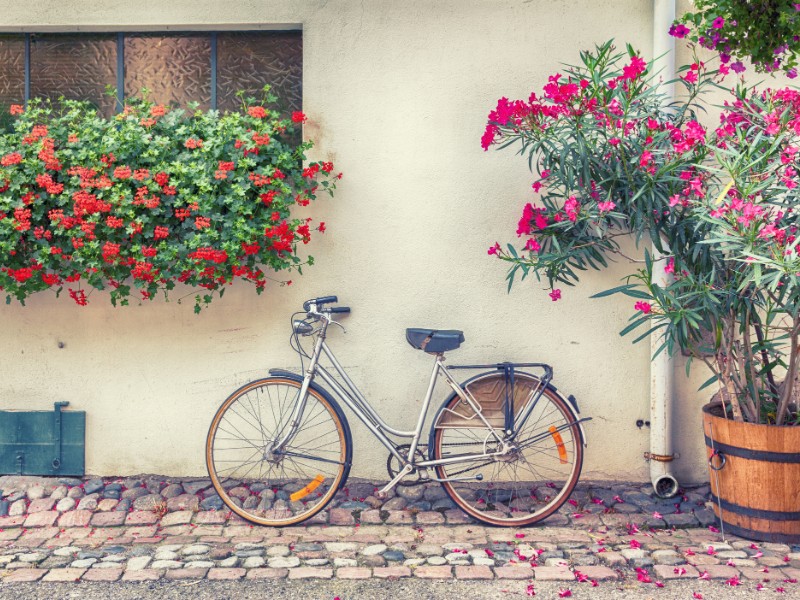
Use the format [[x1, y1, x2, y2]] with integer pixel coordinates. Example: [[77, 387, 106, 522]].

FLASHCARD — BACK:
[[703, 403, 800, 543]]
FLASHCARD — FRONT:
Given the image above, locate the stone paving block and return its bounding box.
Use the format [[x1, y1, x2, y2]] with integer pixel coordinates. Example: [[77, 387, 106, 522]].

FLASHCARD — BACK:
[[246, 568, 289, 579], [455, 565, 493, 580], [207, 567, 246, 580], [81, 567, 123, 581], [0, 515, 26, 528], [41, 568, 86, 582], [495, 566, 534, 579], [121, 569, 164, 581], [687, 554, 721, 566], [443, 510, 472, 524], [288, 567, 334, 579], [336, 567, 372, 579], [160, 525, 192, 537], [416, 511, 446, 524], [374, 566, 412, 578], [27, 498, 55, 513], [221, 526, 254, 539], [653, 564, 699, 579], [699, 564, 740, 579], [128, 525, 159, 537], [133, 536, 163, 545], [385, 511, 414, 524], [359, 510, 384, 524], [739, 567, 784, 581], [165, 568, 209, 580], [91, 512, 128, 527], [125, 512, 159, 526], [24, 511, 58, 528], [598, 551, 626, 566], [1, 568, 48, 582], [12, 537, 44, 548], [0, 529, 22, 541], [576, 565, 621, 580], [161, 511, 194, 527], [166, 494, 199, 512], [414, 565, 453, 578], [193, 511, 228, 525], [58, 510, 92, 528], [329, 508, 356, 526], [533, 566, 574, 580]]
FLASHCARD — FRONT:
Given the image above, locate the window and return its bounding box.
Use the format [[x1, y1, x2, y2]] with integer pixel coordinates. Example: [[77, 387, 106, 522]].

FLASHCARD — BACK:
[[0, 31, 302, 116]]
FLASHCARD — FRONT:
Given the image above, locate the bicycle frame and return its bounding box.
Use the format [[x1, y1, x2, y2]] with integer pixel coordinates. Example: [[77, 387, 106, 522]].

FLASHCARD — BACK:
[[272, 314, 571, 495]]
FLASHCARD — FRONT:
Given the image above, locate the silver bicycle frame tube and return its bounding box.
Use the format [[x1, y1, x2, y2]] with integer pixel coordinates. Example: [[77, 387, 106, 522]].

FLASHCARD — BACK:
[[277, 317, 510, 471]]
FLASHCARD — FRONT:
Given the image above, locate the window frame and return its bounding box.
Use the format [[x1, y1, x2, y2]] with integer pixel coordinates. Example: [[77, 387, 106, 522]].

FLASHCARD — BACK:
[[12, 29, 302, 112]]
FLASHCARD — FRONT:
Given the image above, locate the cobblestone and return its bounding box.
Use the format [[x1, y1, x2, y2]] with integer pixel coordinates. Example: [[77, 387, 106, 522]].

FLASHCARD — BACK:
[[0, 475, 789, 591]]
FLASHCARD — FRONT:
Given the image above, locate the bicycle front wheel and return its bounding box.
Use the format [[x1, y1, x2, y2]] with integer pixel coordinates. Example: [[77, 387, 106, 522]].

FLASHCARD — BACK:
[[206, 377, 351, 526], [431, 372, 583, 527]]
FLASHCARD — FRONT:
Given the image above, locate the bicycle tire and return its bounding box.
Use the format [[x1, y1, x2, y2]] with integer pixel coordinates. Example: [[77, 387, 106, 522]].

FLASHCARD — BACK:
[[430, 372, 583, 527], [206, 377, 351, 526]]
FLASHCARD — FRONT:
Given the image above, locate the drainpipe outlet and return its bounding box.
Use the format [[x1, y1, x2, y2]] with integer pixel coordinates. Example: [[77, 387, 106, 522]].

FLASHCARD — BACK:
[[652, 473, 679, 499]]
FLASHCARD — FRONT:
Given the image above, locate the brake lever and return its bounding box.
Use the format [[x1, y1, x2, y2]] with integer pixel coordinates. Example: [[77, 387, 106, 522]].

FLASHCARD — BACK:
[[329, 319, 347, 334]]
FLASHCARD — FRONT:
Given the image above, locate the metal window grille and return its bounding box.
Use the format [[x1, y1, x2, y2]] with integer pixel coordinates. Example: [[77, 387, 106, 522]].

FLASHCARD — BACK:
[[0, 31, 301, 114]]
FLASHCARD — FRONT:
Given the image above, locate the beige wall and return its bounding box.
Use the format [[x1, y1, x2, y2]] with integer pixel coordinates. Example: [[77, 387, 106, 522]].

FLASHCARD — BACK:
[[0, 0, 782, 484]]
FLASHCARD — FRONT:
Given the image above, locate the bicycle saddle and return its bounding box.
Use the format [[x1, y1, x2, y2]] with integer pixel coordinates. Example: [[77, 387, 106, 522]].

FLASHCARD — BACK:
[[405, 328, 465, 353]]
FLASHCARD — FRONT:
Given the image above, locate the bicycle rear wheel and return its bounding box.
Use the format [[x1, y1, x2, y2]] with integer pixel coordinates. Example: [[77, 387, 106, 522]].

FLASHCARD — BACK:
[[206, 377, 351, 526], [431, 372, 583, 526]]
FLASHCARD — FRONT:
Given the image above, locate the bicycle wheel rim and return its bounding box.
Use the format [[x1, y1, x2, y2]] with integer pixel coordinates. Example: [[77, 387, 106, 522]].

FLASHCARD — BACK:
[[433, 379, 583, 526], [206, 378, 348, 526]]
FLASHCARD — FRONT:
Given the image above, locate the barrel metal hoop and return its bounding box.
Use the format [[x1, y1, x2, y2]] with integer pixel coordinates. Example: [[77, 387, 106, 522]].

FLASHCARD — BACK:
[[711, 493, 800, 521], [716, 520, 800, 544], [708, 450, 726, 471], [704, 435, 800, 463]]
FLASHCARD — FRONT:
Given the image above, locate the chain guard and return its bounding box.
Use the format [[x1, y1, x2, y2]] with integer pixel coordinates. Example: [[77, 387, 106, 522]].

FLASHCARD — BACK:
[[386, 444, 428, 486]]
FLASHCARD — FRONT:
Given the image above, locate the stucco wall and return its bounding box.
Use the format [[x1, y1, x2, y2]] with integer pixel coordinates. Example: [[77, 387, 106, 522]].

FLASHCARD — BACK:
[[0, 0, 783, 484]]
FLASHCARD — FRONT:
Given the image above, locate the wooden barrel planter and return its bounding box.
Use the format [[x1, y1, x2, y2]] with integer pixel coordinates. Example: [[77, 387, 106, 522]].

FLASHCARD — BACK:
[[703, 402, 800, 543]]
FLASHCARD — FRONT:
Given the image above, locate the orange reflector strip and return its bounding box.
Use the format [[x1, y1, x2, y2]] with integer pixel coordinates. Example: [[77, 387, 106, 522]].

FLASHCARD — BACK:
[[290, 474, 325, 502], [549, 426, 568, 464]]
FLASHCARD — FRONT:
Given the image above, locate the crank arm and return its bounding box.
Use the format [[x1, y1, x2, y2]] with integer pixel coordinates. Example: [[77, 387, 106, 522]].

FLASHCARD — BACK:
[[376, 464, 413, 499]]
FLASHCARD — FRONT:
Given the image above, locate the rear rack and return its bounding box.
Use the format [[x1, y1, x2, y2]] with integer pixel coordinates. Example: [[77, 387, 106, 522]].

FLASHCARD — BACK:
[[445, 362, 554, 433]]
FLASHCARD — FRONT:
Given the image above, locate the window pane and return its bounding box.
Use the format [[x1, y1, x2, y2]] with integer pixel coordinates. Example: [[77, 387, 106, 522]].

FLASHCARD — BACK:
[[217, 31, 302, 115], [0, 34, 25, 108], [124, 34, 211, 109], [29, 33, 117, 117]]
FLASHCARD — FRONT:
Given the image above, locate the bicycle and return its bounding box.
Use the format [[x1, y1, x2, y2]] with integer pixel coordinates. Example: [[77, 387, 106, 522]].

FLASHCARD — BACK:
[[206, 295, 591, 527]]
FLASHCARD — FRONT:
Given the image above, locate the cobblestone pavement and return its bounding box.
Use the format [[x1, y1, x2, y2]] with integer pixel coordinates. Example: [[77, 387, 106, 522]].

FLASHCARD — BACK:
[[1, 476, 799, 596]]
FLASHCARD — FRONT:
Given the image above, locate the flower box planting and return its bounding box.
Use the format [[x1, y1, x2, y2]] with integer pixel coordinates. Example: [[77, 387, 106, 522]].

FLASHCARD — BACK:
[[0, 88, 339, 311]]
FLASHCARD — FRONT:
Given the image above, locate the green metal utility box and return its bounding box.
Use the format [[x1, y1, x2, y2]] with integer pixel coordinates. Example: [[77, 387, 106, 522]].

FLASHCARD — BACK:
[[0, 402, 85, 476]]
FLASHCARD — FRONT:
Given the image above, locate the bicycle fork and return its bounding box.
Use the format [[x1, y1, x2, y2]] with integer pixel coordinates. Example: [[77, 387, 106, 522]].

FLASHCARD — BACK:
[[271, 325, 328, 455]]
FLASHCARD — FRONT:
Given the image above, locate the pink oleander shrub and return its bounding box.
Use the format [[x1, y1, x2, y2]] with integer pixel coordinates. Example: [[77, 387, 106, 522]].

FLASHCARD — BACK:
[[0, 88, 340, 312], [482, 41, 800, 425]]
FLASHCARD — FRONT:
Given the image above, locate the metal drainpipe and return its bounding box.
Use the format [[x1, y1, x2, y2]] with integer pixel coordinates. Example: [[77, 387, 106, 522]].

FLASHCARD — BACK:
[[649, 0, 680, 498]]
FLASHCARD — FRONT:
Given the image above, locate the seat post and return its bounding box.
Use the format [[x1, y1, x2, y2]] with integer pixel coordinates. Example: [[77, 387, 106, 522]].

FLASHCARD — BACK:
[[407, 353, 444, 459]]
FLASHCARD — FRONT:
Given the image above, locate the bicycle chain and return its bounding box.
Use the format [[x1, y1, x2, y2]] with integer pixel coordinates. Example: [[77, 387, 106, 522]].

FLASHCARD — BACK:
[[386, 444, 429, 486], [386, 440, 503, 483]]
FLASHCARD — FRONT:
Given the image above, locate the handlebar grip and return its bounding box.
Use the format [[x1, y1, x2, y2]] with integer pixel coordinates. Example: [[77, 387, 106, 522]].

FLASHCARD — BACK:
[[303, 295, 338, 311], [327, 306, 350, 314]]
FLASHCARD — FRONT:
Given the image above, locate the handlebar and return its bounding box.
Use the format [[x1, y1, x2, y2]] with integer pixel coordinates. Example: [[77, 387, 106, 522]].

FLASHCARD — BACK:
[[303, 295, 338, 311], [303, 296, 350, 316], [325, 306, 350, 314]]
